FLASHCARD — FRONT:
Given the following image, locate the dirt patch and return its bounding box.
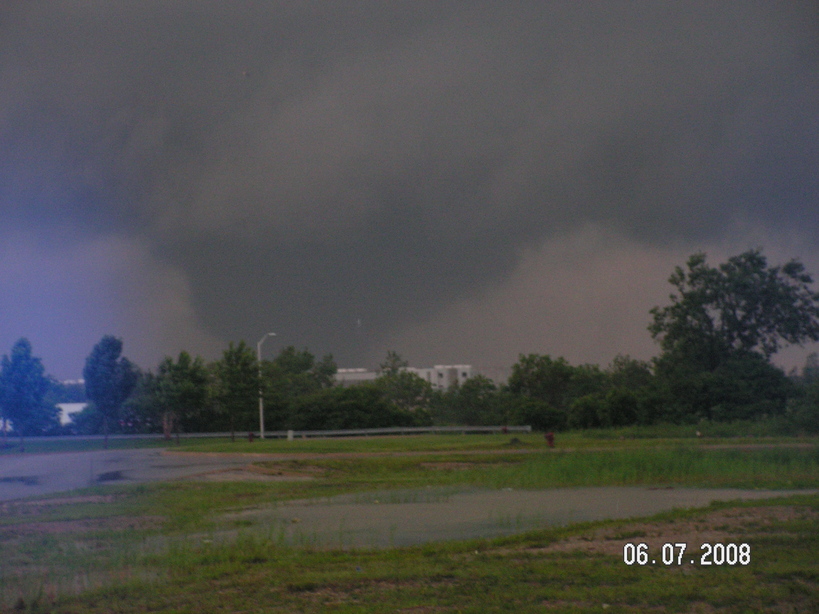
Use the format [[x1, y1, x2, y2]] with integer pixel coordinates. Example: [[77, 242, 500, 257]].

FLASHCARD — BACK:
[[1, 494, 118, 510], [0, 494, 122, 519], [419, 462, 476, 470], [255, 461, 326, 476], [506, 505, 819, 557], [191, 463, 318, 482], [419, 461, 513, 471], [0, 515, 164, 537]]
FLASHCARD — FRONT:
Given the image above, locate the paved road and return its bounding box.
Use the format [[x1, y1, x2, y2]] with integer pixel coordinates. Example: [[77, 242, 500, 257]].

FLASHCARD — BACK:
[[0, 449, 259, 502]]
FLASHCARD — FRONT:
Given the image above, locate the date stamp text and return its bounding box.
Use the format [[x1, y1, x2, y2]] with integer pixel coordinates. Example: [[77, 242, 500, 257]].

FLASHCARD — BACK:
[[623, 542, 750, 566]]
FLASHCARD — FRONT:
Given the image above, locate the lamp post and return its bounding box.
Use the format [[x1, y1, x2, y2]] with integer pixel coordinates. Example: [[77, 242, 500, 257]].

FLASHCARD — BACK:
[[257, 332, 276, 439]]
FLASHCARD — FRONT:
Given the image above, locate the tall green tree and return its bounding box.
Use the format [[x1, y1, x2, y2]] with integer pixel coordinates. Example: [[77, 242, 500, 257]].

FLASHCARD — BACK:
[[376, 370, 434, 416], [442, 375, 506, 426], [117, 371, 161, 434], [261, 346, 337, 429], [372, 351, 433, 420], [0, 338, 59, 448], [789, 353, 819, 433], [507, 354, 606, 413], [156, 352, 209, 440], [606, 355, 653, 391], [649, 250, 819, 368], [379, 350, 409, 377], [648, 250, 817, 423], [212, 341, 258, 439], [83, 336, 139, 448]]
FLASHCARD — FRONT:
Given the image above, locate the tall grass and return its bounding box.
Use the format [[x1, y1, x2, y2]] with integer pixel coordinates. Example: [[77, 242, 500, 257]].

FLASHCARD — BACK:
[[308, 446, 819, 492], [459, 446, 819, 490]]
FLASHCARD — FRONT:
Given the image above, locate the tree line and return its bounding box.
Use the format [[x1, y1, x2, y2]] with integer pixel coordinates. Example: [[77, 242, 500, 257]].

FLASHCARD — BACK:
[[2, 249, 819, 445]]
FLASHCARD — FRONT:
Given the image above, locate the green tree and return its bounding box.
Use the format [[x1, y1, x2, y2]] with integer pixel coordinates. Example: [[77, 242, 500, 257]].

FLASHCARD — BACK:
[[0, 339, 59, 448], [369, 351, 434, 420], [508, 354, 607, 413], [379, 350, 409, 377], [607, 355, 653, 391], [212, 341, 258, 439], [83, 336, 139, 448], [509, 396, 567, 431], [262, 346, 336, 429], [648, 250, 817, 423], [801, 352, 819, 385], [788, 353, 819, 433], [290, 384, 418, 430], [156, 352, 209, 440], [442, 375, 503, 426], [118, 371, 162, 434], [507, 354, 575, 410], [649, 250, 819, 368], [567, 394, 605, 430], [376, 370, 434, 416]]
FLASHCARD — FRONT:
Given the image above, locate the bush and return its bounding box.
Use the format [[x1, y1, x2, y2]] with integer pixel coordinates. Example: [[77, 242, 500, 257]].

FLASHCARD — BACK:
[[508, 396, 567, 431], [289, 384, 422, 430], [567, 395, 604, 429], [787, 386, 819, 434], [601, 388, 639, 427]]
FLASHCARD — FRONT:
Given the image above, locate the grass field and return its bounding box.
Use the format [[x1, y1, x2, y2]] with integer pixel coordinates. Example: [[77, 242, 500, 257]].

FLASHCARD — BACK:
[[1, 431, 818, 612], [2, 418, 810, 456]]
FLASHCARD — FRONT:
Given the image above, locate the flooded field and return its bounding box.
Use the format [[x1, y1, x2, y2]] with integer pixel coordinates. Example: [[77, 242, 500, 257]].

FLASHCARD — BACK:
[[216, 485, 816, 548]]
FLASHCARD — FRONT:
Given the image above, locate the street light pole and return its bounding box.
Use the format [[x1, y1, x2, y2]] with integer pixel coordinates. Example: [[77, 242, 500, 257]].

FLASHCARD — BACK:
[[257, 332, 276, 439]]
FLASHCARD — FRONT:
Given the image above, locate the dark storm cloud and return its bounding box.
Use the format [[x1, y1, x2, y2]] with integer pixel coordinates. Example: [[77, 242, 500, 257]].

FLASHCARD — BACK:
[[2, 1, 818, 372]]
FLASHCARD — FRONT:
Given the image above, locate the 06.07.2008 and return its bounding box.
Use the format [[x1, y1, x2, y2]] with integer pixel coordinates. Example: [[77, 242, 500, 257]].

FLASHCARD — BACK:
[[623, 542, 750, 566]]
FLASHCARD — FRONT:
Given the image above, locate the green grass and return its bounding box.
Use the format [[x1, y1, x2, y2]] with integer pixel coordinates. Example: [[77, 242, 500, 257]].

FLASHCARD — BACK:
[[1, 436, 818, 612], [4, 494, 818, 613], [3, 420, 814, 457]]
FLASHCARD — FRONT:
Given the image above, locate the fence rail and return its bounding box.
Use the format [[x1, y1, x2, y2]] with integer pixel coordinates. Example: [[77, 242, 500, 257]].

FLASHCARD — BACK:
[[18, 425, 532, 442]]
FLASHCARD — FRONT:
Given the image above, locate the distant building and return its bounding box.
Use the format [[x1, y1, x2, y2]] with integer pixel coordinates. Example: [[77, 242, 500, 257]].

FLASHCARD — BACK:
[[334, 364, 472, 390], [409, 365, 473, 390], [57, 403, 87, 425], [335, 368, 379, 386]]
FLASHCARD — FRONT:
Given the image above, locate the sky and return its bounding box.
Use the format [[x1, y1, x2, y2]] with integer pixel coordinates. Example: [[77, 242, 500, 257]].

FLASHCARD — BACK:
[[1, 1, 818, 380]]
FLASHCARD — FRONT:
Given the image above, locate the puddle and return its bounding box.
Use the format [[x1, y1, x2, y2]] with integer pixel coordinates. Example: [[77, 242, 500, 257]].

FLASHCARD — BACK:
[[96, 471, 124, 482], [0, 476, 39, 486], [220, 486, 817, 549]]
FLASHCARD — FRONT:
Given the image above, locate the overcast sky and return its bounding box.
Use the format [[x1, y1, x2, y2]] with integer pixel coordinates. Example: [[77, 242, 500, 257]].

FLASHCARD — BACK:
[[2, 1, 818, 380]]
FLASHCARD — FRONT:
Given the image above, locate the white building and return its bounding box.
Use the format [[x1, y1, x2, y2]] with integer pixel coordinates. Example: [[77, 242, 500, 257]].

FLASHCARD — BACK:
[[408, 365, 473, 390], [334, 368, 379, 386], [57, 403, 88, 425], [335, 364, 472, 390]]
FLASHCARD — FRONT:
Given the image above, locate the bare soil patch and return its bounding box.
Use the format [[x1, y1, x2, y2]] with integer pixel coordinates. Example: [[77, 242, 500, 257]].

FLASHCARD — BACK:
[[419, 462, 476, 470], [505, 505, 818, 557], [0, 515, 164, 537], [0, 494, 122, 519], [191, 463, 319, 482]]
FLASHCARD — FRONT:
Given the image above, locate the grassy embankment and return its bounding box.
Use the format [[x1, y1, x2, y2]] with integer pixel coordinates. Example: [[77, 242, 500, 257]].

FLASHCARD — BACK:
[[1, 430, 818, 612]]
